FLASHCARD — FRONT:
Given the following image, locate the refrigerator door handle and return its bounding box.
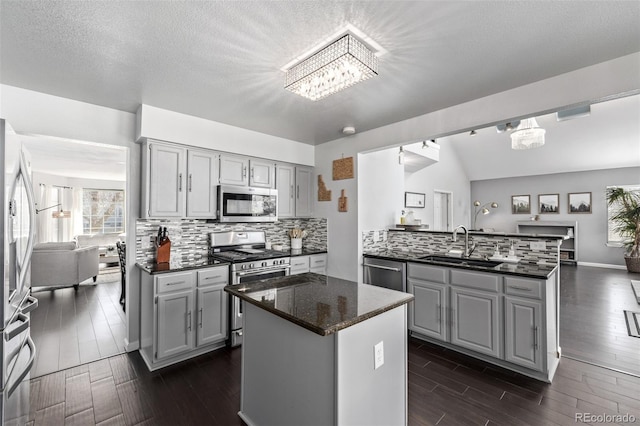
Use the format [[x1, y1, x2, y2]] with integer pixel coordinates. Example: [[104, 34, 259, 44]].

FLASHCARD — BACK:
[[19, 150, 37, 282], [6, 335, 36, 398], [4, 313, 29, 342], [20, 296, 39, 314]]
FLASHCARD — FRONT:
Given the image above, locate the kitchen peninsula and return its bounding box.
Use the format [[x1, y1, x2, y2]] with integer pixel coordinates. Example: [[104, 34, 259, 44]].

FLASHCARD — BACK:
[[225, 273, 414, 426]]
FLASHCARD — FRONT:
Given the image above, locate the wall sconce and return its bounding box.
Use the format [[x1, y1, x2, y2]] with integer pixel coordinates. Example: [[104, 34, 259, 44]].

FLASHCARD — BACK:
[[398, 146, 404, 165], [473, 200, 498, 230]]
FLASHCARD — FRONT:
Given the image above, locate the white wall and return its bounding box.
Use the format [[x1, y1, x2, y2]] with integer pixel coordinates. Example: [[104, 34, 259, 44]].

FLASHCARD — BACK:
[[358, 149, 404, 231], [137, 104, 315, 166], [0, 84, 141, 351], [404, 141, 470, 230], [471, 167, 640, 267], [316, 53, 640, 282]]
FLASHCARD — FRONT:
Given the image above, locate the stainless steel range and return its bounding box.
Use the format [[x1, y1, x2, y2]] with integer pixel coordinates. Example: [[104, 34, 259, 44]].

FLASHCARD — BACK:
[[209, 231, 290, 347]]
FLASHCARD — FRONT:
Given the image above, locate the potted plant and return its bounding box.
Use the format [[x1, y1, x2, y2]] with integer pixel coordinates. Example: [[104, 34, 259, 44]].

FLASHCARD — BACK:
[[606, 187, 640, 273]]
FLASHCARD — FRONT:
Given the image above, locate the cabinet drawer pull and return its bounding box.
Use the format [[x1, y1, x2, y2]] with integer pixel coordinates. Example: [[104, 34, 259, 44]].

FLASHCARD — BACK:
[[204, 275, 222, 280], [296, 185, 300, 199], [243, 166, 247, 178], [188, 174, 192, 192], [251, 168, 254, 178], [179, 173, 183, 192], [509, 285, 532, 291], [188, 311, 192, 331], [533, 326, 538, 349], [199, 308, 203, 328], [165, 281, 184, 286], [290, 185, 294, 199]]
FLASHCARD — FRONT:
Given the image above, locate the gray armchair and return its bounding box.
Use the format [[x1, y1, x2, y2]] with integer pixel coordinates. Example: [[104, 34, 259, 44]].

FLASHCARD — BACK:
[[31, 242, 99, 290]]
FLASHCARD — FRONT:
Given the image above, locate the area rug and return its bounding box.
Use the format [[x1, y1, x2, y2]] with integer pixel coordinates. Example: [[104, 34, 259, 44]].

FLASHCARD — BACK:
[[624, 310, 640, 338]]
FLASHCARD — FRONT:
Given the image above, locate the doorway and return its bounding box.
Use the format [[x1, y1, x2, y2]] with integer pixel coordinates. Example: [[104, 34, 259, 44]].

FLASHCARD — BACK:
[[20, 134, 129, 378], [433, 190, 452, 232]]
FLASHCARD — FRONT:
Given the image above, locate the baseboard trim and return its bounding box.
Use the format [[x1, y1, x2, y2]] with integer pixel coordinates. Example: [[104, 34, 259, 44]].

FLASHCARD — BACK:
[[577, 261, 627, 270], [124, 338, 140, 352]]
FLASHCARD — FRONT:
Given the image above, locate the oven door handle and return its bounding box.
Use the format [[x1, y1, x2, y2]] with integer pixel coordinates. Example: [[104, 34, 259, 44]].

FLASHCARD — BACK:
[[235, 266, 290, 277]]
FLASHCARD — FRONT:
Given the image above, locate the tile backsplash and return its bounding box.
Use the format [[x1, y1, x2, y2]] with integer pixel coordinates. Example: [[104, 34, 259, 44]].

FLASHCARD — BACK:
[[136, 218, 327, 264], [362, 229, 560, 265]]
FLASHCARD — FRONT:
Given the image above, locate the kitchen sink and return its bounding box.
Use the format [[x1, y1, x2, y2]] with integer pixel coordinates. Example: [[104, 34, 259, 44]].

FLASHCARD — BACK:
[[419, 255, 503, 268]]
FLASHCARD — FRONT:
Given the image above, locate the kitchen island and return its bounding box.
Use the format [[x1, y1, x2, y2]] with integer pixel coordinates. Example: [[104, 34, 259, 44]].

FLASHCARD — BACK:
[[225, 273, 414, 426]]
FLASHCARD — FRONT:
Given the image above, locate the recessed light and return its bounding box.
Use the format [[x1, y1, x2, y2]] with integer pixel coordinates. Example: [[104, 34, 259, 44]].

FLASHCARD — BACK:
[[342, 126, 356, 135]]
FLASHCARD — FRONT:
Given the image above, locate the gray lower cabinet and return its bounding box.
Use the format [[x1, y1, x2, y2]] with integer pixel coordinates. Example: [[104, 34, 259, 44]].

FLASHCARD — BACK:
[[504, 296, 543, 371], [407, 262, 558, 382], [407, 279, 448, 341], [450, 287, 501, 358], [140, 265, 229, 371]]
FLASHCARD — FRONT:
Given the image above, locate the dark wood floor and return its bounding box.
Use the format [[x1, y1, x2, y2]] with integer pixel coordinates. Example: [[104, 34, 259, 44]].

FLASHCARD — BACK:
[[26, 336, 640, 426], [26, 264, 640, 425], [30, 270, 126, 378], [559, 264, 640, 376]]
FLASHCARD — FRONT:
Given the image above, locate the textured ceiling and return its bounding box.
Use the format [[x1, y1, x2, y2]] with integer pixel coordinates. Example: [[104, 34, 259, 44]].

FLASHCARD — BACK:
[[2, 1, 639, 146]]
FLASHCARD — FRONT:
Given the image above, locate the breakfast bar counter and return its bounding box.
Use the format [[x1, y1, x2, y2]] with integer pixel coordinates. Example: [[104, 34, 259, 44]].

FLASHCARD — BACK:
[[225, 273, 414, 426]]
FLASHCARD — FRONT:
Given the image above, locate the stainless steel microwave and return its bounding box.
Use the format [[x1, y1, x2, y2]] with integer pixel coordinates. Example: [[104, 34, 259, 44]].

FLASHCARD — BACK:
[[217, 185, 278, 222]]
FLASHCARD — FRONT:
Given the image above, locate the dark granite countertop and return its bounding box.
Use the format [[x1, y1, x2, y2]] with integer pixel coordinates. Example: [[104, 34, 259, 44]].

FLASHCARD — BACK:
[[364, 250, 558, 279], [225, 272, 414, 336], [388, 228, 567, 240], [137, 258, 230, 274], [136, 248, 326, 275]]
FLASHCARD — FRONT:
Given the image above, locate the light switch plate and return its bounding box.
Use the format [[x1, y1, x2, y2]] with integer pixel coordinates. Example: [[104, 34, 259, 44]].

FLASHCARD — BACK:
[[374, 341, 384, 370]]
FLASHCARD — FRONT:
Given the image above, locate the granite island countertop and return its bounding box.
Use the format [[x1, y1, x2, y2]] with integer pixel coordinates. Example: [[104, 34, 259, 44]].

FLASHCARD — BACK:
[[225, 272, 414, 336], [364, 250, 558, 279]]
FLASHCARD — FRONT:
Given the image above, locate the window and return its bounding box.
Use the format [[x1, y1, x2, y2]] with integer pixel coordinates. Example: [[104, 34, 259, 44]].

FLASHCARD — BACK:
[[607, 184, 640, 245], [83, 189, 125, 234]]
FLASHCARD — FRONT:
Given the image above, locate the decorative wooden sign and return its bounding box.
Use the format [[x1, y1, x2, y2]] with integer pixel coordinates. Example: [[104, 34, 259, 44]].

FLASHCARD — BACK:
[[332, 157, 354, 180], [338, 189, 348, 212], [317, 175, 331, 201]]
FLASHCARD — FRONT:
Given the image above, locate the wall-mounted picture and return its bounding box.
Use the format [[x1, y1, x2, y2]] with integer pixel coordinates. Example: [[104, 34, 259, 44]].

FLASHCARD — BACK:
[[511, 195, 531, 214], [538, 193, 559, 214], [568, 192, 592, 213], [405, 192, 425, 208]]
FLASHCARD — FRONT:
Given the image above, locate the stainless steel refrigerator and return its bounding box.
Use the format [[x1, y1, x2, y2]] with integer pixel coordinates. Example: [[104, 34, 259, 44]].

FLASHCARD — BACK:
[[1, 119, 39, 425]]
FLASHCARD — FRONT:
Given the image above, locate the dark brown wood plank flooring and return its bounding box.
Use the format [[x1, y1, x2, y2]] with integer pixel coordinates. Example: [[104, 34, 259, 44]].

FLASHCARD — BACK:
[[27, 264, 640, 425], [26, 337, 640, 426], [30, 270, 126, 378], [559, 265, 640, 376]]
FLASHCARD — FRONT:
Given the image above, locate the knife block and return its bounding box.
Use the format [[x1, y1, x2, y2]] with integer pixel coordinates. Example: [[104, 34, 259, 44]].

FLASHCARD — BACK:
[[156, 239, 171, 264]]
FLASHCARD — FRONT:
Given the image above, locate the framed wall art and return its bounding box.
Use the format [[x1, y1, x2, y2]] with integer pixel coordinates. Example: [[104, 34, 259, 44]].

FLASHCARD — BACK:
[[405, 192, 425, 208], [568, 192, 592, 213], [538, 193, 559, 214], [511, 194, 531, 214]]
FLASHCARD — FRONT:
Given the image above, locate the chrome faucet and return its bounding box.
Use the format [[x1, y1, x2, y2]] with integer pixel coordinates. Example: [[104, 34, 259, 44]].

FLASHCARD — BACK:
[[453, 225, 470, 258]]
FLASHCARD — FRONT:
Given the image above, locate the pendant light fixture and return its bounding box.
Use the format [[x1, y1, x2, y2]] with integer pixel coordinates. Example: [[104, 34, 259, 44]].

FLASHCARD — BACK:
[[511, 117, 546, 150]]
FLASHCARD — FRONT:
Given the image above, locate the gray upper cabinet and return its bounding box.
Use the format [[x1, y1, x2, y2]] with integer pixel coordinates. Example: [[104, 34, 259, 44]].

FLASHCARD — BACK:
[[146, 142, 187, 218], [186, 149, 218, 218], [219, 155, 276, 188], [276, 164, 313, 218], [249, 159, 276, 188], [219, 154, 249, 186], [143, 141, 217, 219], [295, 166, 313, 217]]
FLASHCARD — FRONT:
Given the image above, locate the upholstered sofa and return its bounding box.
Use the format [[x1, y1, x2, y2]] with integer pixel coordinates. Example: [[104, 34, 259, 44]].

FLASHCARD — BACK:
[[31, 242, 99, 290], [76, 233, 123, 265]]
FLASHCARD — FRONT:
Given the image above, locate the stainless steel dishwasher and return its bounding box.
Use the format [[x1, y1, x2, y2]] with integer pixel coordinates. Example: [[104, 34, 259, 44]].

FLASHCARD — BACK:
[[363, 256, 407, 292]]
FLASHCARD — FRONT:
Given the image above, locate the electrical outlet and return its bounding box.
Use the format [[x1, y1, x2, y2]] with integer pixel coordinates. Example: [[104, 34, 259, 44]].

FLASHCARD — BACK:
[[530, 241, 546, 250], [373, 231, 380, 242], [374, 341, 384, 370]]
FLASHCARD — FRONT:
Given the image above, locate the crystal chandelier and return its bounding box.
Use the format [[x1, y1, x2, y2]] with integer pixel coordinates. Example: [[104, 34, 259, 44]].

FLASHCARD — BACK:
[[511, 117, 546, 149], [284, 34, 378, 101]]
